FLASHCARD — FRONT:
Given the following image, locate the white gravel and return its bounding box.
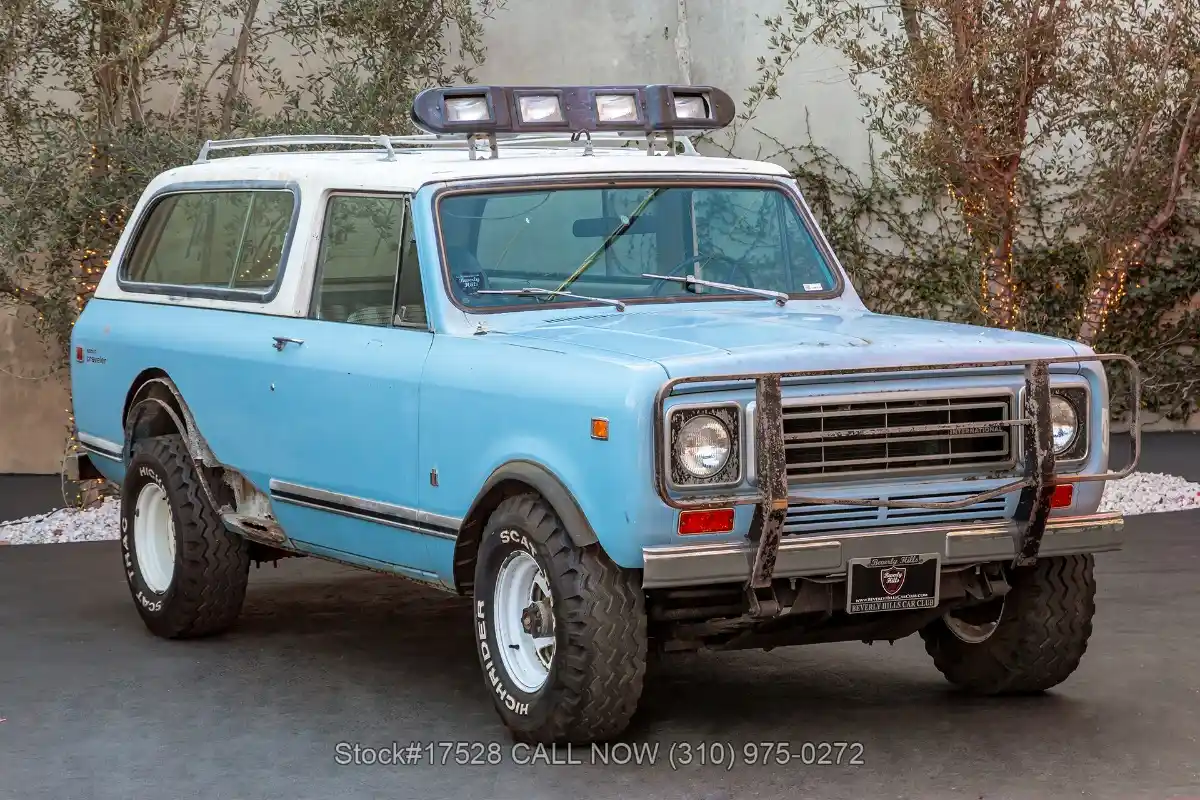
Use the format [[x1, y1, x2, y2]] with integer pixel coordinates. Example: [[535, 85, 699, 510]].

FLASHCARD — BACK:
[[1096, 471, 1200, 516], [1, 472, 1198, 546], [1, 497, 121, 546]]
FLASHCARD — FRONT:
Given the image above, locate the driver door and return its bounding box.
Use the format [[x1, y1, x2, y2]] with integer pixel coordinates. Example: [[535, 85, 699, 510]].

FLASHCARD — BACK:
[[262, 192, 440, 580]]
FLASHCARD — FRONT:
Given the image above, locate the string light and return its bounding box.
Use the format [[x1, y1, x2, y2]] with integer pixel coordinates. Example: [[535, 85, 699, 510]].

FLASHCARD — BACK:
[[1080, 241, 1141, 341], [946, 181, 1019, 328]]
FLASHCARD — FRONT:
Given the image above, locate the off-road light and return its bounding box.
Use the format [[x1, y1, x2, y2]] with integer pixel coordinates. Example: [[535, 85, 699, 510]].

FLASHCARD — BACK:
[[410, 84, 734, 137], [1049, 394, 1079, 455], [672, 93, 710, 120], [595, 93, 640, 124], [517, 94, 565, 124], [445, 95, 491, 123]]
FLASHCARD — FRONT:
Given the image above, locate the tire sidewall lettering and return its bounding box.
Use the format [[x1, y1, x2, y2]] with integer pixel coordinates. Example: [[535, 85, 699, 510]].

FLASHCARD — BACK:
[[498, 529, 537, 557], [475, 523, 558, 727], [121, 452, 177, 614]]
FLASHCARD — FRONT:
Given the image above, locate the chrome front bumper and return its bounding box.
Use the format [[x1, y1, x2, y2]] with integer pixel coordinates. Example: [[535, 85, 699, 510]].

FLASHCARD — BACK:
[[641, 513, 1123, 589]]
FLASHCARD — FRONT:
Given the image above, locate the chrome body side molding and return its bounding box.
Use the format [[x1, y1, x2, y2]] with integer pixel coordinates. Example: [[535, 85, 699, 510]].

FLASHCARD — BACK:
[[268, 479, 462, 541]]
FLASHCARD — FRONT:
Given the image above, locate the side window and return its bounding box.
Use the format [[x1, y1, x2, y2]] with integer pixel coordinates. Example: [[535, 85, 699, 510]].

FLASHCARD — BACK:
[[312, 195, 404, 325], [123, 189, 294, 291], [312, 194, 427, 328]]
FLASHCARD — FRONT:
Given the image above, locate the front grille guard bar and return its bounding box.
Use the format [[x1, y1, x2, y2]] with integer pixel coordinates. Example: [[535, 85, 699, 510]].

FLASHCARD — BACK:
[[651, 354, 1142, 617]]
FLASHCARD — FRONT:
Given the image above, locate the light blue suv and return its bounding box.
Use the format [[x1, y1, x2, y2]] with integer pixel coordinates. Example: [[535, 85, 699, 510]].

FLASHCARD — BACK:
[[67, 84, 1141, 744]]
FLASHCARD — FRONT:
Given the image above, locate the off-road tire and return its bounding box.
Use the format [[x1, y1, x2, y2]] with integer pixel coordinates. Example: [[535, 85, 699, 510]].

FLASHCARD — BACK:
[[919, 555, 1096, 694], [473, 493, 647, 744], [120, 434, 250, 639]]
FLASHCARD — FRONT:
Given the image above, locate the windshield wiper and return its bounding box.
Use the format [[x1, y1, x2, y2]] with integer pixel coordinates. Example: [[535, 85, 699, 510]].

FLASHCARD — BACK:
[[554, 187, 665, 294], [641, 273, 789, 306], [475, 287, 626, 311]]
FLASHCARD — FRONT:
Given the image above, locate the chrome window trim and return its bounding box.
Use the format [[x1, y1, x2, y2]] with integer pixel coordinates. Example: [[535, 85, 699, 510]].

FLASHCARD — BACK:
[[307, 190, 432, 332], [745, 385, 1017, 486], [429, 172, 850, 316], [662, 400, 745, 491], [115, 180, 302, 303]]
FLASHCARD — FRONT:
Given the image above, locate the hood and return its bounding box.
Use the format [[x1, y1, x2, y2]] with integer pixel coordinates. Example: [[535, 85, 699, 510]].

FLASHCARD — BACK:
[[500, 303, 1083, 378]]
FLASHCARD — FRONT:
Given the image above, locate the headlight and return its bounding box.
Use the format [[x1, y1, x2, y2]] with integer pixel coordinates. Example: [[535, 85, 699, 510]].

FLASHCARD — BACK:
[[1049, 394, 1079, 455], [675, 414, 732, 478]]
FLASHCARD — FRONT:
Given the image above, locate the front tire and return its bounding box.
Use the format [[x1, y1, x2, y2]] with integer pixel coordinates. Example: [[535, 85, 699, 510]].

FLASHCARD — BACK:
[[472, 493, 647, 744], [919, 555, 1097, 694], [120, 434, 250, 639]]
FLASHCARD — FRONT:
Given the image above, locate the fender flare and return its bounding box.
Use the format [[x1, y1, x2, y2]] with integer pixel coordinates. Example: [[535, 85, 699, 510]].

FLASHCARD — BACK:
[[122, 375, 225, 514], [466, 459, 599, 548], [123, 376, 219, 467], [124, 396, 189, 459]]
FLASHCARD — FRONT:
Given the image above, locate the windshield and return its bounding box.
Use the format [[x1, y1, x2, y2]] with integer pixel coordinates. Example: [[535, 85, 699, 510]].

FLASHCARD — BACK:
[[436, 183, 841, 309]]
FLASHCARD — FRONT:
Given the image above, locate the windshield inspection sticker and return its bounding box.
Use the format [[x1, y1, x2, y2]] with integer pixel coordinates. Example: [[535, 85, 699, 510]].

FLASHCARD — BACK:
[[803, 282, 824, 291], [455, 272, 484, 295]]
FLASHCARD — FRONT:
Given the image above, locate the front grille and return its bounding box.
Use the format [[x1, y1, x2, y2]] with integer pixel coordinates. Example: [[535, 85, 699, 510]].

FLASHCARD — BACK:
[[783, 393, 1014, 481], [783, 489, 1011, 536]]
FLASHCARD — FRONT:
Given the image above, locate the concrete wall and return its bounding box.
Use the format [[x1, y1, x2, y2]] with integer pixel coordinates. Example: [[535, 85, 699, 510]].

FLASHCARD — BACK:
[[0, 308, 71, 474], [470, 0, 868, 167]]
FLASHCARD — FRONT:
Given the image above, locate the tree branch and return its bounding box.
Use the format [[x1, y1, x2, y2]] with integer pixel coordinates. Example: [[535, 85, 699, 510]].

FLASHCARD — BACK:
[[220, 0, 261, 135], [899, 0, 922, 47], [1134, 79, 1200, 247], [0, 272, 53, 318], [1102, 0, 1185, 221]]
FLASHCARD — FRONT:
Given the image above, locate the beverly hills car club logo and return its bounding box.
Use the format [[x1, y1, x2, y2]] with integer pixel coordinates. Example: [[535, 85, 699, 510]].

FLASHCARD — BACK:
[[881, 566, 906, 595]]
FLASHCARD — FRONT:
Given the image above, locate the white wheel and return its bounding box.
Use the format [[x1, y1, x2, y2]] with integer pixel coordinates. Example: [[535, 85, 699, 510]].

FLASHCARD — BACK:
[[133, 481, 176, 594], [492, 548, 555, 694]]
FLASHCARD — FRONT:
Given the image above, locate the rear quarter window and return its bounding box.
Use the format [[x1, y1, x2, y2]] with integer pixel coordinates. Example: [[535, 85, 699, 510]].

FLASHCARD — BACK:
[[120, 188, 296, 297]]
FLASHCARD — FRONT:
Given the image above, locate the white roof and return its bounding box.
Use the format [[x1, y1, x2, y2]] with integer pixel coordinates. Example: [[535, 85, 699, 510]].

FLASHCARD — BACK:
[[146, 144, 793, 194]]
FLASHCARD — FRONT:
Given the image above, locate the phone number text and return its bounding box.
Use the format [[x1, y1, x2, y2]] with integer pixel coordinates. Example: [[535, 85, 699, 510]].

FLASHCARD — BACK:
[[334, 740, 866, 769]]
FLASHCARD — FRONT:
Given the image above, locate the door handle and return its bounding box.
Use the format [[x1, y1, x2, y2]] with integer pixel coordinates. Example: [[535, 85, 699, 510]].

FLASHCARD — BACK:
[[272, 336, 304, 351]]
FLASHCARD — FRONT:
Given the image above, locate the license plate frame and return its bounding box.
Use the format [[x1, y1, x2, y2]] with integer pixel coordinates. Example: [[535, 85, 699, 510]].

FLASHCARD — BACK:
[[845, 553, 941, 614]]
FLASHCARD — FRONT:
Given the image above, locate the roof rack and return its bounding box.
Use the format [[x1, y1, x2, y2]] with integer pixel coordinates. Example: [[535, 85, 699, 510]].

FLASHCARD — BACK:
[[194, 131, 699, 164]]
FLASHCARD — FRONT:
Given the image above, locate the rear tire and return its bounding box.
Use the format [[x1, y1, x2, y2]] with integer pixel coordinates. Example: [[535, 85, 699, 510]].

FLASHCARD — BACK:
[[919, 555, 1096, 694], [120, 434, 250, 639], [472, 493, 647, 744]]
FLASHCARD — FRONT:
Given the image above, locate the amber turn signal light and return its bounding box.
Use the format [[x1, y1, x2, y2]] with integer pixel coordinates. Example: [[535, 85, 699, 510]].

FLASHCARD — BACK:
[[590, 418, 609, 440], [1050, 483, 1073, 509], [678, 508, 735, 535]]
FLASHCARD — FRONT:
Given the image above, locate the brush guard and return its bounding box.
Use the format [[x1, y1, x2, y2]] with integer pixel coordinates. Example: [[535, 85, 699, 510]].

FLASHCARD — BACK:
[[652, 354, 1142, 618]]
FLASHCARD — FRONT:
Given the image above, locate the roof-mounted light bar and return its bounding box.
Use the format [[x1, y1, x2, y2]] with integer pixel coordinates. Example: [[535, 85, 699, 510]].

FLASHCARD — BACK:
[[410, 84, 734, 155]]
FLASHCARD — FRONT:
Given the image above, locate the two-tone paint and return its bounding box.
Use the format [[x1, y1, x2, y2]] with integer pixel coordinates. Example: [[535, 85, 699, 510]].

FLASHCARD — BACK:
[[69, 145, 1113, 593]]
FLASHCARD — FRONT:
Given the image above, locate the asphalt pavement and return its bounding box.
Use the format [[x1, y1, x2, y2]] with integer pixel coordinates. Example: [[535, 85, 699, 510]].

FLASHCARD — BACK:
[[1, 507, 1198, 799]]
